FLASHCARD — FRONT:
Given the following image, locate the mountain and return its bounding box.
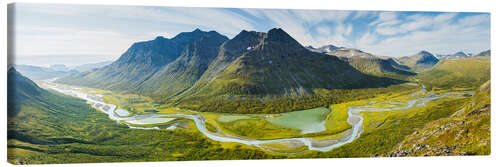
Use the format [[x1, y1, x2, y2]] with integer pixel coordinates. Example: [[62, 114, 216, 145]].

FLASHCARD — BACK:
[[56, 29, 229, 94], [13, 64, 78, 80], [326, 48, 415, 78], [475, 50, 490, 57], [398, 51, 439, 71], [307, 44, 343, 53], [134, 31, 229, 98], [171, 28, 405, 104], [71, 61, 113, 72], [49, 64, 70, 71], [436, 51, 472, 59], [57, 28, 406, 113]]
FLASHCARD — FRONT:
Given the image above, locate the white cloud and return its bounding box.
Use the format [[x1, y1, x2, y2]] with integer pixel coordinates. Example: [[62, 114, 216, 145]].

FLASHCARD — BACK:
[[457, 14, 490, 26], [369, 12, 398, 26], [355, 14, 490, 57], [242, 9, 355, 47], [14, 25, 148, 57], [352, 11, 377, 20], [13, 3, 490, 61], [373, 12, 458, 36]]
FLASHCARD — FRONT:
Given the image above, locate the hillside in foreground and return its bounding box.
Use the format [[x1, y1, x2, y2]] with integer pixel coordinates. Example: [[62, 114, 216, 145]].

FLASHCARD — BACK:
[[386, 80, 490, 156]]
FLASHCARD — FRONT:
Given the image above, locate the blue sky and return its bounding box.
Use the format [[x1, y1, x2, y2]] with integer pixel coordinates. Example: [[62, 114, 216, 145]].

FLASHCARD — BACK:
[[10, 3, 490, 66]]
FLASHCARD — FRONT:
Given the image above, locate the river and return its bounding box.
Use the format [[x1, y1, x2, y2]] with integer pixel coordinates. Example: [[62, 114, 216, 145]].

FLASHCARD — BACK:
[[39, 79, 471, 152]]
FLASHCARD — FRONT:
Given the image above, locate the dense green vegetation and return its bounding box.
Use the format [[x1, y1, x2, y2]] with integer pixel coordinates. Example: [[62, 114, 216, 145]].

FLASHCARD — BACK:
[[8, 68, 283, 164], [175, 83, 419, 113], [417, 57, 490, 90]]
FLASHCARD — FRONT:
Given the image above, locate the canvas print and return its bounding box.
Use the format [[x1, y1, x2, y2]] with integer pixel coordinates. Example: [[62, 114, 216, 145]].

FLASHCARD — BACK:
[[7, 3, 491, 164]]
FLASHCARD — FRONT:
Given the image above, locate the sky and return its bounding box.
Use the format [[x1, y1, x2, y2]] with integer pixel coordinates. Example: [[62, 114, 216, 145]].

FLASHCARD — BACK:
[[9, 3, 490, 66]]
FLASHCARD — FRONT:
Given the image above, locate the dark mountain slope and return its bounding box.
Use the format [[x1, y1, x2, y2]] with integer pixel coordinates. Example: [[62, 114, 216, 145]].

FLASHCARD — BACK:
[[7, 67, 45, 117], [475, 50, 490, 57]]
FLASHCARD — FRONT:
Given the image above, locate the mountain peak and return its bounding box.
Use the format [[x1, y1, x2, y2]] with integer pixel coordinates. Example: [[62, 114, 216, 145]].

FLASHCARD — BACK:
[[266, 28, 292, 41], [262, 28, 303, 49], [154, 36, 166, 40], [419, 50, 432, 55], [193, 28, 203, 32]]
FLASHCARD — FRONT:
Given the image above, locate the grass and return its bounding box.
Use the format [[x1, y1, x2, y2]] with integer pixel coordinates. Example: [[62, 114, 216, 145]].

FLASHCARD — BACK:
[[217, 118, 302, 140], [418, 57, 490, 91]]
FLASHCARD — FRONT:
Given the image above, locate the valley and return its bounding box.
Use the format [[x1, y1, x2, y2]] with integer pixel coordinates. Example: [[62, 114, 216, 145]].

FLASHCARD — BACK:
[[7, 27, 491, 164], [37, 77, 474, 153]]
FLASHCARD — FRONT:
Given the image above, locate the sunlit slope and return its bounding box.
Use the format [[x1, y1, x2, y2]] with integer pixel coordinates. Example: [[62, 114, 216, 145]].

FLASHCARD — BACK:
[[387, 80, 490, 156], [417, 56, 490, 90]]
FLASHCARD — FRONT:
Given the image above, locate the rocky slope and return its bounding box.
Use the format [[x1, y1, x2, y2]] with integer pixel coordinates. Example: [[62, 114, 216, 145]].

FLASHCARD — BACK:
[[384, 80, 490, 156]]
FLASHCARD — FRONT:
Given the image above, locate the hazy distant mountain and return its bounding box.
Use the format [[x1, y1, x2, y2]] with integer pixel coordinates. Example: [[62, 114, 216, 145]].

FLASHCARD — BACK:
[[57, 29, 229, 95], [326, 48, 415, 78], [49, 64, 70, 71], [72, 61, 113, 72], [398, 51, 439, 71], [474, 50, 490, 57], [435, 51, 472, 59], [13, 64, 78, 80], [307, 44, 343, 53]]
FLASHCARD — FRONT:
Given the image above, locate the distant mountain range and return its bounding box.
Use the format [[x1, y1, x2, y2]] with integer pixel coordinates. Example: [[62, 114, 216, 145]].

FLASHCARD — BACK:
[[325, 48, 415, 78], [72, 61, 113, 72], [435, 51, 473, 59], [13, 64, 78, 80], [13, 61, 113, 80], [307, 45, 343, 53]]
